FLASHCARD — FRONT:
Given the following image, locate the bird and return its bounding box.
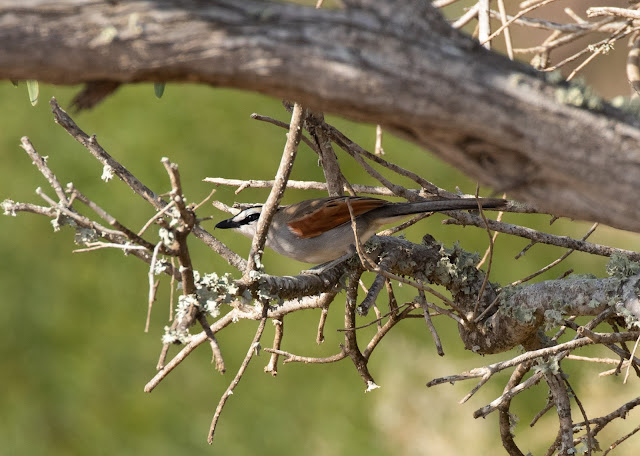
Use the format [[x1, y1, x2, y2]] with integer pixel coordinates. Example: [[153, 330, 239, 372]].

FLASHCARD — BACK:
[[215, 195, 507, 266]]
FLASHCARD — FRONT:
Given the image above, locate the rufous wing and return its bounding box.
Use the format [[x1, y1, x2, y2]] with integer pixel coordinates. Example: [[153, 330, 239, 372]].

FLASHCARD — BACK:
[[287, 197, 388, 239]]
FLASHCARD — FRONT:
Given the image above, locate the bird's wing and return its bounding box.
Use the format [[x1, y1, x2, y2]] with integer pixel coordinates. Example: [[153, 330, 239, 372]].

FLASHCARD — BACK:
[[287, 197, 387, 239]]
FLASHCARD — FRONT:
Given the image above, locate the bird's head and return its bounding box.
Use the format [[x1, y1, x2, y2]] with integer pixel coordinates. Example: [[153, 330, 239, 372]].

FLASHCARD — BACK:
[[215, 206, 263, 238]]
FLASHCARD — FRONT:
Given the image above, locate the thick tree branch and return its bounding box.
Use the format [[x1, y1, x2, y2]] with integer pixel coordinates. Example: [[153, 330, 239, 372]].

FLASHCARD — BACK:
[[2, 0, 640, 232]]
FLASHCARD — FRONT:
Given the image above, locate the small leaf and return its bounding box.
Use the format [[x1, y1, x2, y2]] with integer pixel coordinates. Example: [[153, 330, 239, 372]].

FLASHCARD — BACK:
[[154, 82, 165, 99], [26, 80, 39, 106]]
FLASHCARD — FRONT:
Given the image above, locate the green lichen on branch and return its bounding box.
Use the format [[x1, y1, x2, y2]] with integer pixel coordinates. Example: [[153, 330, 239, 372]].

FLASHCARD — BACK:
[[497, 285, 537, 325], [611, 96, 640, 118], [554, 79, 603, 111], [606, 252, 640, 279], [434, 242, 481, 294], [540, 71, 604, 111], [74, 226, 98, 245], [190, 271, 252, 318], [1, 199, 17, 216]]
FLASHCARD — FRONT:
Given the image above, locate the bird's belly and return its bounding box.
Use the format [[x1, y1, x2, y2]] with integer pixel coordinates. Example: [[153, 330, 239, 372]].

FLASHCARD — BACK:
[[266, 224, 374, 264], [267, 236, 352, 264]]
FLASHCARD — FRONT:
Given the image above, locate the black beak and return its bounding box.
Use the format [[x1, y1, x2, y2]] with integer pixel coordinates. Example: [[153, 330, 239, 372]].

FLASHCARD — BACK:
[[215, 217, 238, 229]]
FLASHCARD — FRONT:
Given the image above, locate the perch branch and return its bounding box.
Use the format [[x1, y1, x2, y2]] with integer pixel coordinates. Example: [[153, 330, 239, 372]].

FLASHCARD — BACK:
[[244, 102, 303, 275]]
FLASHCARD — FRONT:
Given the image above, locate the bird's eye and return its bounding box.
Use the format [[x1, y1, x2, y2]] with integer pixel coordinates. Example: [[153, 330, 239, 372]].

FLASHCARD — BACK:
[[244, 212, 260, 223]]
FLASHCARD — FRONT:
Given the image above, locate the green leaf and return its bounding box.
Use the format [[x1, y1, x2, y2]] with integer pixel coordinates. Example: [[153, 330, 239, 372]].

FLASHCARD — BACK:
[[154, 83, 165, 99], [26, 80, 39, 106]]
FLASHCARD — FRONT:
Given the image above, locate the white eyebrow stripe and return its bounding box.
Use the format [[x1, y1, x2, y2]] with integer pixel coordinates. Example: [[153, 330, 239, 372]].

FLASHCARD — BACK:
[[233, 207, 262, 223]]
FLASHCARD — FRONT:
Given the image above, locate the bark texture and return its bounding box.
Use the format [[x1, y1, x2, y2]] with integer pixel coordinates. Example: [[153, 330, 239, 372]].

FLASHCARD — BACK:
[[2, 0, 640, 232]]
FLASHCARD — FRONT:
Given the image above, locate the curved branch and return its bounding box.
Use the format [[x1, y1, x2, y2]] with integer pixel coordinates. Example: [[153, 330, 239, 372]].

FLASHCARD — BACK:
[[2, 0, 640, 231]]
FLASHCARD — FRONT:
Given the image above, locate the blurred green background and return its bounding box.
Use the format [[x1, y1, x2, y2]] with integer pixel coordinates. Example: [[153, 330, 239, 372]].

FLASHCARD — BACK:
[[1, 77, 638, 456]]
